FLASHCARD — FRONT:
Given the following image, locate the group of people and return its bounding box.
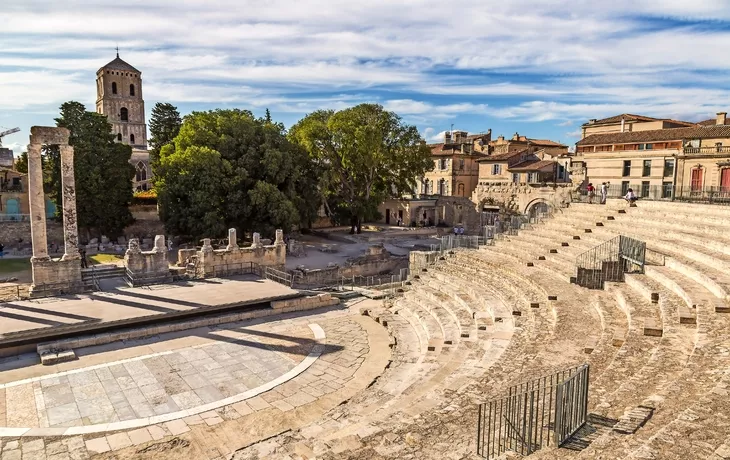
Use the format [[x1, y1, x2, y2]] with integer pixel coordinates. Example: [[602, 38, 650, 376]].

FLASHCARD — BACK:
[[586, 181, 638, 205], [453, 226, 465, 236]]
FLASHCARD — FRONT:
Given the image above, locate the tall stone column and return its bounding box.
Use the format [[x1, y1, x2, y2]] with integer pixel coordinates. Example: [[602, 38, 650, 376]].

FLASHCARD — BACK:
[[60, 145, 80, 261], [26, 143, 49, 261]]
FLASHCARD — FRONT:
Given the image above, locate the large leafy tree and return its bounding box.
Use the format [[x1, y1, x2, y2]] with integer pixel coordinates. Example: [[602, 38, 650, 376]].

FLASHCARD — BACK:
[[46, 101, 135, 238], [155, 109, 319, 241], [289, 103, 433, 233], [149, 102, 182, 168]]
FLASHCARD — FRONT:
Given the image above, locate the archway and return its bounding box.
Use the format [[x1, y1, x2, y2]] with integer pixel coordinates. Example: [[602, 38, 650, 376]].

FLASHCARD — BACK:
[[525, 198, 551, 220], [5, 198, 20, 216]]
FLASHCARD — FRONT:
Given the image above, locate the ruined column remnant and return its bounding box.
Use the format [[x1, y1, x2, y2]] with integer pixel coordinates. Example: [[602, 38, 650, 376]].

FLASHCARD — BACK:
[[153, 235, 166, 253], [59, 145, 80, 261], [26, 142, 49, 261], [251, 232, 262, 248], [226, 228, 239, 251], [27, 126, 84, 296], [275, 229, 284, 245]]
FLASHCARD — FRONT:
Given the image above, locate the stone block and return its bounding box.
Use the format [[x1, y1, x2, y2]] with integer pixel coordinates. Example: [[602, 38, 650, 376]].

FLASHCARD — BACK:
[[643, 319, 663, 337], [547, 295, 557, 301], [596, 222, 604, 227], [549, 249, 558, 254], [538, 256, 546, 261], [526, 262, 534, 267], [561, 242, 569, 247], [573, 235, 580, 240], [612, 331, 626, 347], [584, 229, 592, 233], [530, 302, 540, 309], [512, 310, 521, 316], [427, 340, 438, 352]]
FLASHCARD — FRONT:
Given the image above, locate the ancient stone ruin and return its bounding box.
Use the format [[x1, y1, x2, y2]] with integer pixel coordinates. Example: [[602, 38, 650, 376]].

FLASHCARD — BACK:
[[26, 127, 85, 296]]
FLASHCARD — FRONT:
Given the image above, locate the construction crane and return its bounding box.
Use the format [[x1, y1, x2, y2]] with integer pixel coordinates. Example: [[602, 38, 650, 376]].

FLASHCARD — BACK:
[[0, 127, 20, 147]]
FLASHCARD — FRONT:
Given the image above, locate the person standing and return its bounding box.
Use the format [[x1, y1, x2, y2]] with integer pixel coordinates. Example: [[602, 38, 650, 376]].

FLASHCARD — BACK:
[[600, 182, 609, 205], [80, 248, 88, 268], [0, 242, 4, 258], [587, 183, 595, 204]]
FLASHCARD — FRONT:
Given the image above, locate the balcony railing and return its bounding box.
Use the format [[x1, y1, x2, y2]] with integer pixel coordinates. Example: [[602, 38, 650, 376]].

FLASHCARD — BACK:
[[574, 184, 730, 205], [683, 146, 730, 154]]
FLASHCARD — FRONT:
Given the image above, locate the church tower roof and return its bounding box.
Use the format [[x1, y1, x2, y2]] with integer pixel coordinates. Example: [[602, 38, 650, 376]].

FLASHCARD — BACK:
[[99, 51, 141, 73]]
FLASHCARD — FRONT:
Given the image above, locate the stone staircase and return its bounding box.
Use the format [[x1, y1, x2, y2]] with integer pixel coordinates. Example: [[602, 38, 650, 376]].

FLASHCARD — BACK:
[[232, 199, 730, 460]]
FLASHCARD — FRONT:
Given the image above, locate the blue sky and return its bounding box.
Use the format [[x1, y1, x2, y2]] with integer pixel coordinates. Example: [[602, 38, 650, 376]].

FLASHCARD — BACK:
[[2, 0, 730, 155]]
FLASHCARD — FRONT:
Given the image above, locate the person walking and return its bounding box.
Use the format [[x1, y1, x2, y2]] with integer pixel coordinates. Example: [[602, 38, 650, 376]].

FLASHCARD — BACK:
[[80, 248, 88, 268], [600, 182, 609, 205], [0, 242, 4, 258], [587, 183, 595, 204]]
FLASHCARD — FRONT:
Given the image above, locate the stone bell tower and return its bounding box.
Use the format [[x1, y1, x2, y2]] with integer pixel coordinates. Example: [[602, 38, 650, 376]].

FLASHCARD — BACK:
[[95, 50, 147, 149]]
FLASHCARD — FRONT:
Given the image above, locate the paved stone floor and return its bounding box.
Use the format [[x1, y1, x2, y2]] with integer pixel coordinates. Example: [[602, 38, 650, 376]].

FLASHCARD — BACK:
[[0, 275, 297, 335], [0, 300, 387, 460]]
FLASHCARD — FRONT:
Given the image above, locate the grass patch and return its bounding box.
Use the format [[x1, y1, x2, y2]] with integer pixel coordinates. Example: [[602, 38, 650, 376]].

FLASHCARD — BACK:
[[0, 258, 31, 274], [89, 253, 124, 265]]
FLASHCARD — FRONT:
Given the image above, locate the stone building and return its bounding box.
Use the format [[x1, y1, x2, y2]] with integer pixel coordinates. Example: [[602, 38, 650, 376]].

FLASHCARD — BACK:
[[574, 112, 730, 198], [417, 130, 491, 199], [95, 52, 152, 191]]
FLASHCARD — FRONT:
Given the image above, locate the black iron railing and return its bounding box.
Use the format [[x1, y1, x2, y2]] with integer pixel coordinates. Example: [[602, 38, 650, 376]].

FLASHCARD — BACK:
[[574, 185, 730, 205], [476, 364, 590, 458], [574, 236, 646, 289]]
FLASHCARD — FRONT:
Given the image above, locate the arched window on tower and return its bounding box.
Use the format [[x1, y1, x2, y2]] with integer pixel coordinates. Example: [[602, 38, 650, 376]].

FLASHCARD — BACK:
[[117, 133, 122, 141], [120, 107, 128, 122], [112, 82, 117, 94], [130, 84, 135, 96], [130, 134, 135, 144], [136, 162, 147, 182]]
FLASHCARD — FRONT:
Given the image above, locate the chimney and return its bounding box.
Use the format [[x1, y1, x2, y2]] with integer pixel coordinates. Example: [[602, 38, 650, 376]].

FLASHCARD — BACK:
[[717, 112, 727, 125], [588, 119, 597, 125], [620, 117, 626, 133], [486, 128, 492, 142], [498, 135, 504, 142], [444, 131, 451, 143], [512, 132, 519, 141]]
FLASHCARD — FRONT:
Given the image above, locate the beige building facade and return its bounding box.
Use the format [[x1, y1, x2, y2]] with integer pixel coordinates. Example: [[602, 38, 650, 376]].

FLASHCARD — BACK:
[[575, 112, 730, 198]]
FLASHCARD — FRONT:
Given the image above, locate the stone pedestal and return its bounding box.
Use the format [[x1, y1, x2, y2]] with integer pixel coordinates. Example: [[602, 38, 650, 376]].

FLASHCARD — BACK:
[[59, 145, 80, 261], [251, 232, 262, 248], [124, 236, 172, 286], [226, 228, 239, 251]]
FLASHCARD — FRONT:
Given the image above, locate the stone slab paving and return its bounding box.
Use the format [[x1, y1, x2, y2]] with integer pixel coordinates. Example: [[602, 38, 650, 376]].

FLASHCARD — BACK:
[[0, 305, 377, 460], [0, 275, 297, 335]]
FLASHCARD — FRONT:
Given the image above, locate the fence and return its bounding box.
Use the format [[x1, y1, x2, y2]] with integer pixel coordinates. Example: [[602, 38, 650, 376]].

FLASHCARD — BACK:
[[476, 364, 590, 459], [574, 236, 646, 289], [574, 184, 730, 205], [263, 266, 293, 287]]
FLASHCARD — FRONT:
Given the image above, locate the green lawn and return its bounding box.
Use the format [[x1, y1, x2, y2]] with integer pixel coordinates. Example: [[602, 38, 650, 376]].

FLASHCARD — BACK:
[[0, 258, 31, 274], [89, 253, 124, 265]]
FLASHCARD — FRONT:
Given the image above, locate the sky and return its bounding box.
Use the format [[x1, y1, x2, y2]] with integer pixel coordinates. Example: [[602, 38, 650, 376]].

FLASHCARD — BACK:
[[2, 0, 730, 155]]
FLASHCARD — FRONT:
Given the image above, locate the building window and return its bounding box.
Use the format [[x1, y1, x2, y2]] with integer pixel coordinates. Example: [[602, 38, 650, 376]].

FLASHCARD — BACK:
[[457, 183, 465, 196], [512, 173, 519, 183], [663, 159, 674, 177], [621, 181, 630, 196], [117, 133, 122, 141], [622, 160, 631, 177], [130, 134, 135, 144], [662, 181, 673, 198], [527, 173, 537, 183], [130, 84, 135, 96], [112, 82, 117, 94], [642, 160, 651, 177], [459, 159, 465, 170], [120, 107, 128, 121], [691, 168, 703, 191], [438, 179, 446, 196], [492, 164, 502, 175], [136, 162, 147, 182], [439, 158, 447, 170], [641, 181, 650, 198], [716, 142, 723, 152]]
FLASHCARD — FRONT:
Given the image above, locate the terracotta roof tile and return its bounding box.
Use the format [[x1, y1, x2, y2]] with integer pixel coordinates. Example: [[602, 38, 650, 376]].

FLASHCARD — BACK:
[[508, 159, 556, 172], [99, 56, 141, 73], [576, 124, 730, 146], [477, 149, 528, 162], [428, 143, 487, 157]]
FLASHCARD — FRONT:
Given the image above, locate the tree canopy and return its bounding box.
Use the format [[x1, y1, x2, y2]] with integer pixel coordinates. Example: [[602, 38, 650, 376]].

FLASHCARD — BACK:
[[289, 103, 433, 233], [45, 101, 135, 238], [155, 109, 319, 241], [149, 102, 182, 168]]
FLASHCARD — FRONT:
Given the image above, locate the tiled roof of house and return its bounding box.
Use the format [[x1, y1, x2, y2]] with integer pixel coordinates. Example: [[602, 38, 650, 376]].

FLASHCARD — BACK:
[[508, 159, 556, 172], [576, 124, 730, 146], [697, 119, 717, 126], [527, 138, 567, 147], [428, 143, 488, 157], [476, 149, 528, 162], [581, 113, 697, 128]]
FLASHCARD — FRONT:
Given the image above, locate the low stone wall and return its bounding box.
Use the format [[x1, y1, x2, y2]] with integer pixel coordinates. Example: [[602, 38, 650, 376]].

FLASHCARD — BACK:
[[0, 222, 64, 249], [293, 243, 408, 287], [271, 293, 339, 310], [409, 250, 440, 273], [197, 229, 286, 277], [124, 235, 172, 285]]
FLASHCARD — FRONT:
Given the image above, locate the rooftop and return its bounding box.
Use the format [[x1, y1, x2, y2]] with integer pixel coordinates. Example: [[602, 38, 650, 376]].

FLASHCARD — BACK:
[[577, 124, 730, 146], [98, 53, 141, 74]]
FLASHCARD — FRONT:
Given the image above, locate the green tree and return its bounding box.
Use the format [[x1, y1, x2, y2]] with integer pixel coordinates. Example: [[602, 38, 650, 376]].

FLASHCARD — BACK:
[[48, 101, 135, 238], [149, 102, 182, 168], [264, 108, 272, 124], [155, 109, 319, 240], [14, 151, 28, 173], [289, 103, 433, 233]]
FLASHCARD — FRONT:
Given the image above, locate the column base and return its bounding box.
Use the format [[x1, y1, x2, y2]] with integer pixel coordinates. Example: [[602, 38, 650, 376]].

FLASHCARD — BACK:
[[30, 258, 87, 298]]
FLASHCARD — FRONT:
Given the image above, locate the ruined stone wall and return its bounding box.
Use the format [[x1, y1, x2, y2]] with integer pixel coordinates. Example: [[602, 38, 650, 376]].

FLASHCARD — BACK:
[[197, 229, 286, 277], [124, 235, 171, 285], [409, 250, 439, 273], [434, 196, 481, 233], [472, 183, 575, 215], [0, 222, 64, 249]]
